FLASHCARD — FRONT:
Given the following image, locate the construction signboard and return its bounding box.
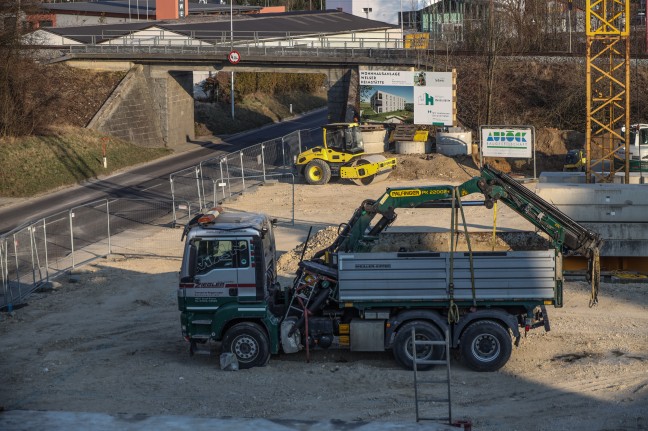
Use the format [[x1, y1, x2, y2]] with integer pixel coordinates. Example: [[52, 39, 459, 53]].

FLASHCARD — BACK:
[[359, 69, 455, 126]]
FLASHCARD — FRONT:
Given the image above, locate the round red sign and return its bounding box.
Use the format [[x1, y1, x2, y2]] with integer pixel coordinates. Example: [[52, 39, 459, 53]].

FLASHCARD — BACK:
[[228, 50, 241, 64]]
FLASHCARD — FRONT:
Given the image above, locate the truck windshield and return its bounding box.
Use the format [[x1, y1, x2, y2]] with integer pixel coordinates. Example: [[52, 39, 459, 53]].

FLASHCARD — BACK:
[[193, 239, 249, 275]]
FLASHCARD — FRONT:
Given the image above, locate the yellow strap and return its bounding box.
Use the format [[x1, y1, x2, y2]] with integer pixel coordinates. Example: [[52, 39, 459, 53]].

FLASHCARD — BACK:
[[491, 201, 498, 251]]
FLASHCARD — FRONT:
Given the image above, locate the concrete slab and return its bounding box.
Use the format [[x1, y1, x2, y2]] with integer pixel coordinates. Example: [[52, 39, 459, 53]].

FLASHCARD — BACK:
[[0, 410, 463, 431], [535, 182, 648, 222]]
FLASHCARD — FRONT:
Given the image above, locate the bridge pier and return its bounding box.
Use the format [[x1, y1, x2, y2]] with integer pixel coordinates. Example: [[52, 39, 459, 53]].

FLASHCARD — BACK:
[[87, 64, 194, 148], [326, 67, 359, 123]]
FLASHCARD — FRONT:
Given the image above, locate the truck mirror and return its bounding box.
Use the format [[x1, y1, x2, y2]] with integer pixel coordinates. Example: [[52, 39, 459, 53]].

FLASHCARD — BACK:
[[188, 244, 197, 278], [271, 218, 278, 225]]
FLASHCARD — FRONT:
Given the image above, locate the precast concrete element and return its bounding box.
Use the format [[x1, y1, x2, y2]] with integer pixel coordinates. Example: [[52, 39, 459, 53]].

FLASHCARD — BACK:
[[540, 171, 648, 184], [437, 130, 472, 156], [361, 129, 388, 154], [396, 140, 431, 154], [535, 182, 648, 257]]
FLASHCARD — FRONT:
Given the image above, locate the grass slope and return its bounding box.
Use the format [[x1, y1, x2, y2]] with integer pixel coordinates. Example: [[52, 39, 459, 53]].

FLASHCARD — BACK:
[[0, 127, 170, 197]]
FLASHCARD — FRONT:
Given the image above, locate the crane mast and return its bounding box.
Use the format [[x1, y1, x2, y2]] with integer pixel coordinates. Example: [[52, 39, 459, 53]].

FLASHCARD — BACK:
[[585, 0, 631, 183]]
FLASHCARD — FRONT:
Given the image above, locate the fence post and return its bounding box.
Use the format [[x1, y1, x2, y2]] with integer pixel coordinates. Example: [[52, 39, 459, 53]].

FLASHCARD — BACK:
[[281, 137, 287, 170], [170, 175, 177, 223], [69, 210, 75, 270], [42, 218, 49, 283], [195, 166, 203, 210], [219, 158, 226, 201], [291, 174, 295, 226], [28, 226, 37, 286], [106, 199, 112, 255], [240, 151, 246, 191], [261, 143, 267, 182], [224, 157, 232, 199]]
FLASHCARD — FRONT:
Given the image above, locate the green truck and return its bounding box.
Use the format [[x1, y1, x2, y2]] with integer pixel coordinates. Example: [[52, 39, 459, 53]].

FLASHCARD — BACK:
[[178, 166, 601, 372]]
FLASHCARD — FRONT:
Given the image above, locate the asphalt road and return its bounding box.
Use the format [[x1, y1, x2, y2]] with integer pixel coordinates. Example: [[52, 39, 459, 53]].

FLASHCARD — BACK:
[[0, 108, 327, 235]]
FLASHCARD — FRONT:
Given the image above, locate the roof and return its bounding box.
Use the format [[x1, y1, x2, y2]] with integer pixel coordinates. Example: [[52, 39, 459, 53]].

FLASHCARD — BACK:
[[39, 0, 262, 16], [35, 10, 397, 45]]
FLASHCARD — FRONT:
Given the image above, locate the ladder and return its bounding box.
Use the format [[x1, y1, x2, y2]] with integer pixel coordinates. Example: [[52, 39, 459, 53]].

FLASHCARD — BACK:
[[284, 272, 317, 321], [412, 327, 452, 424]]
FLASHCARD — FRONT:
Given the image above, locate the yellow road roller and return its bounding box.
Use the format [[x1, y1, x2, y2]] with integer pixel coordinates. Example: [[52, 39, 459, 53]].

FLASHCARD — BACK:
[[295, 123, 397, 185]]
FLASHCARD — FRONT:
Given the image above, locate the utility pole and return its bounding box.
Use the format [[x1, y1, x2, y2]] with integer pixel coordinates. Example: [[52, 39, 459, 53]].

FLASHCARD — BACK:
[[231, 0, 235, 120]]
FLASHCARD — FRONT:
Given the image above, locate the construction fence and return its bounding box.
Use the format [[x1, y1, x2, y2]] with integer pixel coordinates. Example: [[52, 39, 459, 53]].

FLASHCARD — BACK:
[[1, 126, 323, 312], [170, 127, 321, 213], [0, 198, 196, 311]]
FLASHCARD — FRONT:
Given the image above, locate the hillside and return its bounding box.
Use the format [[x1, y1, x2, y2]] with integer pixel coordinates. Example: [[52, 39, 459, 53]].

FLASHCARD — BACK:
[[2, 59, 647, 198]]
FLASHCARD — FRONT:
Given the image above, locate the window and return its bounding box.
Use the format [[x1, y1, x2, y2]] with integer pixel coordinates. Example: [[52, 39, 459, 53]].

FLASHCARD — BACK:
[[194, 239, 249, 275], [39, 20, 53, 28]]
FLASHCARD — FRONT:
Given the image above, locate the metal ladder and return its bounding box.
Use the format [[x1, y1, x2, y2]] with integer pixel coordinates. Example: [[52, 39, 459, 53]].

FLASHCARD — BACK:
[[284, 274, 317, 321], [412, 327, 452, 424]]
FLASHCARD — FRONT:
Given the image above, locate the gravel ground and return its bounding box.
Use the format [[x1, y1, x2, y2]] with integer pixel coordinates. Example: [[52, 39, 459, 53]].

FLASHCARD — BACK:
[[1, 177, 647, 431]]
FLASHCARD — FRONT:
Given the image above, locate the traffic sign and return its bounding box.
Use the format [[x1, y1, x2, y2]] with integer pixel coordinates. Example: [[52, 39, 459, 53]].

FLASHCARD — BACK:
[[228, 50, 241, 64]]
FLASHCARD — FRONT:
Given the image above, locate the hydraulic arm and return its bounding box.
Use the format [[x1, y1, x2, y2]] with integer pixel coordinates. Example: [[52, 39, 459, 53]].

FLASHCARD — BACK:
[[314, 165, 601, 298]]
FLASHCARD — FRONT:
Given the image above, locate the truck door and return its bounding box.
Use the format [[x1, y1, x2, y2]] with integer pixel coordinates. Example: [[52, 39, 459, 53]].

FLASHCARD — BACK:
[[193, 237, 253, 301]]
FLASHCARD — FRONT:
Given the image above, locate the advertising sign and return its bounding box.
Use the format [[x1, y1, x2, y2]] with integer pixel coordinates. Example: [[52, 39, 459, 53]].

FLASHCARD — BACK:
[[480, 126, 534, 158], [359, 70, 454, 126]]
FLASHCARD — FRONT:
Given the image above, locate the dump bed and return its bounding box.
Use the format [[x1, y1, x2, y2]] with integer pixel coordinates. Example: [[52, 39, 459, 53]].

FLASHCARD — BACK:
[[336, 249, 557, 303]]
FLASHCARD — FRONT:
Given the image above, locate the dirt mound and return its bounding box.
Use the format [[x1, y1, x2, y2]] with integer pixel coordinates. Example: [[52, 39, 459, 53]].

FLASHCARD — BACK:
[[277, 227, 552, 275], [277, 226, 339, 274], [389, 153, 479, 182]]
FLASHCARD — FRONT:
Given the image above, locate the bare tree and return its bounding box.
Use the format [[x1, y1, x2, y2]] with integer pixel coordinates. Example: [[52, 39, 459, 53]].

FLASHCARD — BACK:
[[0, 0, 54, 136]]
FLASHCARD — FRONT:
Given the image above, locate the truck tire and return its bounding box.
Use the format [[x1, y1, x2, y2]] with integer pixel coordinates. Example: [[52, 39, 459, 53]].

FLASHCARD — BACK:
[[392, 321, 445, 371], [460, 320, 512, 372], [304, 159, 331, 185], [221, 322, 270, 369]]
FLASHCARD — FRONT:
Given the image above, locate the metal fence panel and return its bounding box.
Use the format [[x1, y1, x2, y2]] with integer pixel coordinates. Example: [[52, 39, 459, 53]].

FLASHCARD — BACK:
[[170, 166, 203, 209], [70, 200, 110, 269], [106, 199, 187, 258]]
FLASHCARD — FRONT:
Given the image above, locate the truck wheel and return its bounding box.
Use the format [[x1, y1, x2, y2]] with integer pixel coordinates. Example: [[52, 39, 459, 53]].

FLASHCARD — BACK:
[[304, 159, 331, 185], [460, 320, 512, 372], [221, 322, 270, 369], [392, 321, 445, 371]]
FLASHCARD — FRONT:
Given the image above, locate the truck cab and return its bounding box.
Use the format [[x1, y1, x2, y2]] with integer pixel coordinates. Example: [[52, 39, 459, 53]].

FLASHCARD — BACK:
[[178, 210, 280, 368]]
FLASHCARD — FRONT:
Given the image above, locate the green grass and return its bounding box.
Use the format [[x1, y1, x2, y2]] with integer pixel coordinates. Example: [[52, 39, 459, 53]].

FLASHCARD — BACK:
[[362, 109, 413, 123], [0, 127, 170, 197]]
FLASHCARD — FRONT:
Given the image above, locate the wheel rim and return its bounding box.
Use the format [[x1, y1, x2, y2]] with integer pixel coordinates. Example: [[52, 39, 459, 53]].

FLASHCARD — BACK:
[[308, 166, 322, 181], [471, 333, 500, 363], [405, 333, 433, 362], [232, 335, 258, 362]]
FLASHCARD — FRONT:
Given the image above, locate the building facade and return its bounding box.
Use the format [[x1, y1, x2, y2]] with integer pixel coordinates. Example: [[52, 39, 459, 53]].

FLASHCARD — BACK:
[[370, 90, 406, 114]]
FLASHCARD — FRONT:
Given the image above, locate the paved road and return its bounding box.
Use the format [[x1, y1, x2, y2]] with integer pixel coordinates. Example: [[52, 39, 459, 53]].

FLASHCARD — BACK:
[[0, 109, 327, 234]]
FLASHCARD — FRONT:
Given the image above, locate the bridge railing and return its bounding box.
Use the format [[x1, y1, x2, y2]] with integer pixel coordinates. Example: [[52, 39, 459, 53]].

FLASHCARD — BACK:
[[45, 30, 406, 49]]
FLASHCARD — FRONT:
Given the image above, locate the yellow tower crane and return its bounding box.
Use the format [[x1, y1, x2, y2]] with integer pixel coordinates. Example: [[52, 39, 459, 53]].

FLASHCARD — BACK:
[[585, 0, 631, 183]]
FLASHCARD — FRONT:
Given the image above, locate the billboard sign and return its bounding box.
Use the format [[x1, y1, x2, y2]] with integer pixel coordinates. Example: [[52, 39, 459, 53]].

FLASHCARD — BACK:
[[480, 126, 534, 158], [359, 70, 454, 126]]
